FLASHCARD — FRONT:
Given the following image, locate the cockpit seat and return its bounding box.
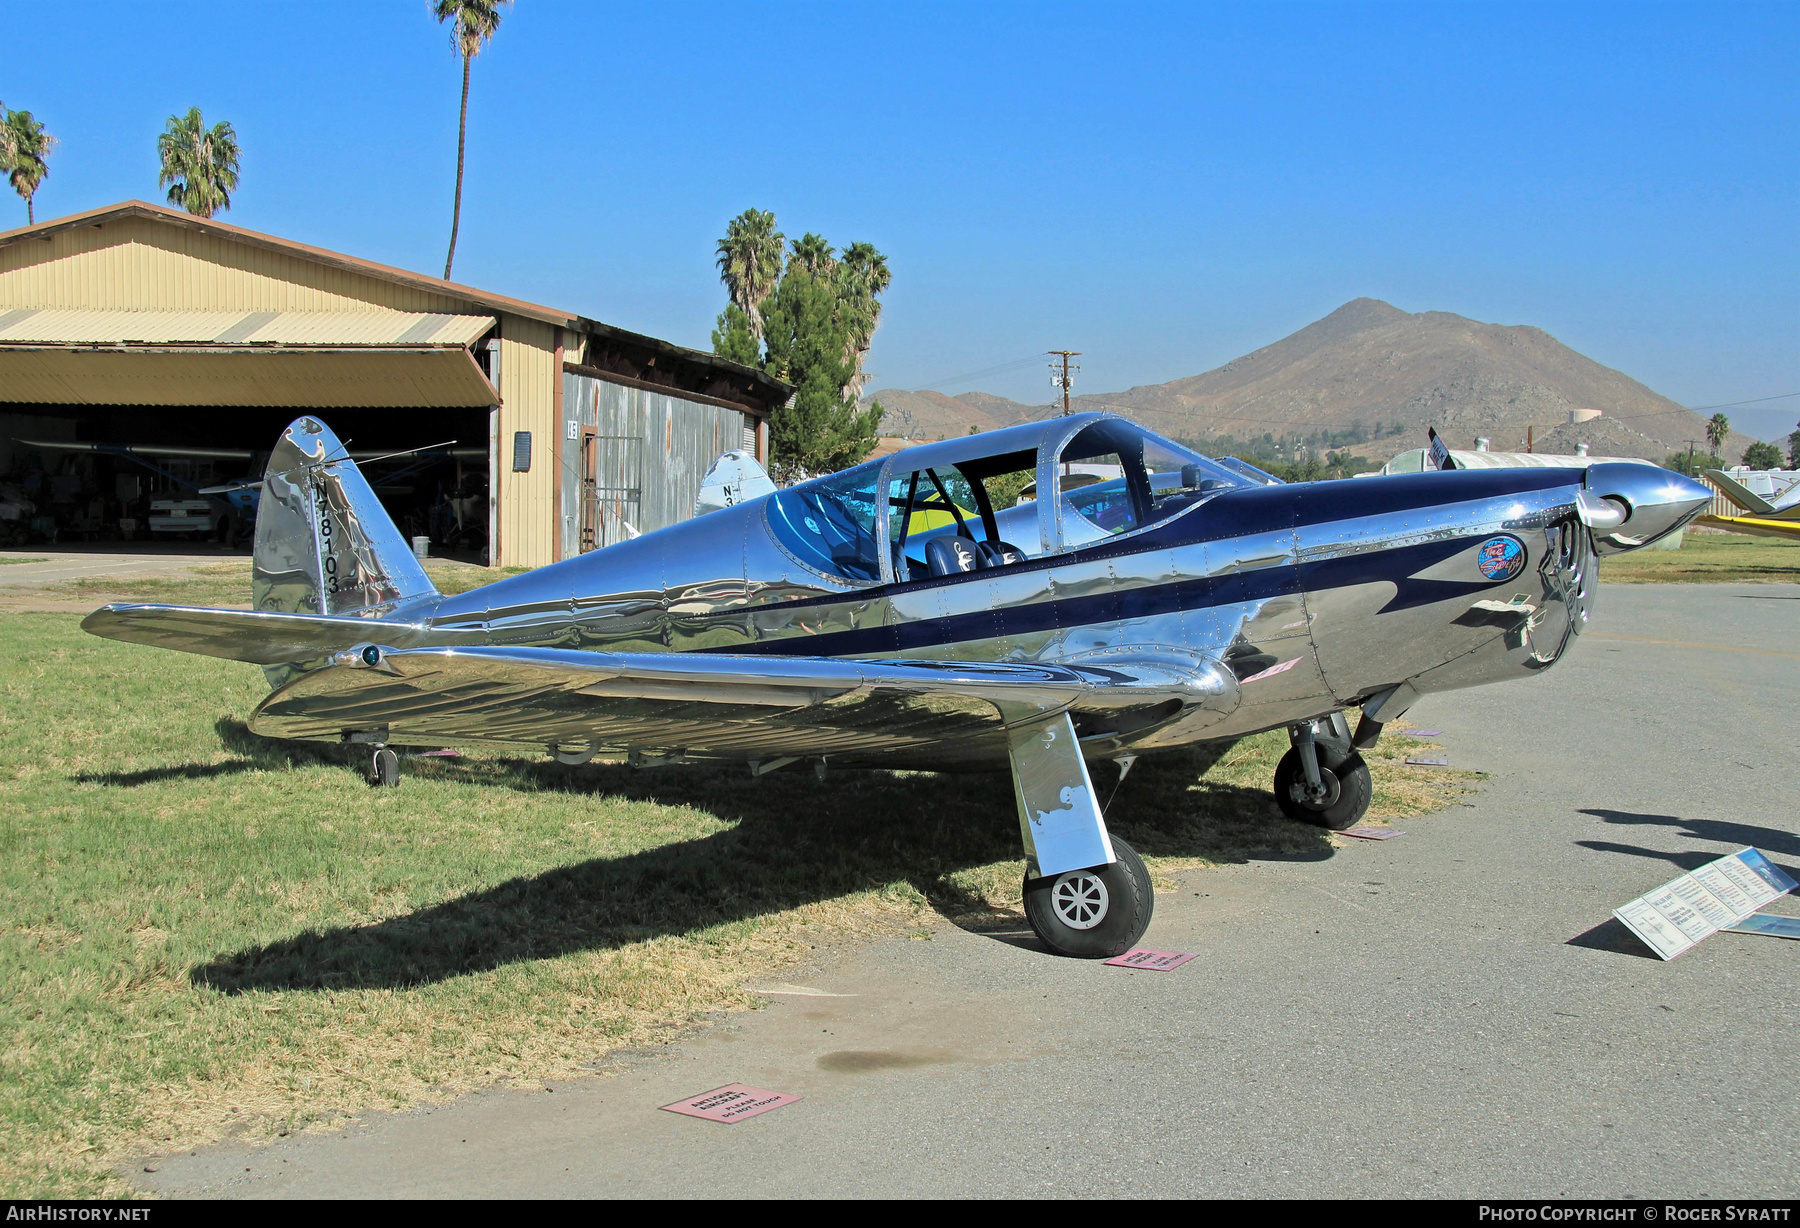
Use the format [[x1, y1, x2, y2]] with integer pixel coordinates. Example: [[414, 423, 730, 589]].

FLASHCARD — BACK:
[[979, 540, 1026, 567], [925, 535, 982, 577]]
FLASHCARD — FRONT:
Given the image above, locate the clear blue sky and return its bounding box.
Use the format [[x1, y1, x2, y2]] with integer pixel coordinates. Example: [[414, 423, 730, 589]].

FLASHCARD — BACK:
[[7, 2, 1798, 437]]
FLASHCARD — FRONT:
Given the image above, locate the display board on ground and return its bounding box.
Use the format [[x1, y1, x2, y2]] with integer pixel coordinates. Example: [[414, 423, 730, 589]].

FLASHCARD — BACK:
[[1612, 848, 1796, 959]]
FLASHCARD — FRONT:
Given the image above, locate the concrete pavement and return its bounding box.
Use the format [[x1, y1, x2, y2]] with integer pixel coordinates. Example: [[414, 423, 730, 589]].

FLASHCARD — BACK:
[[0, 547, 241, 588]]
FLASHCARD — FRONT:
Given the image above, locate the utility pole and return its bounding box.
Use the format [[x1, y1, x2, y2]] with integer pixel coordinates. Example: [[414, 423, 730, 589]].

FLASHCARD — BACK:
[[1048, 351, 1082, 416]]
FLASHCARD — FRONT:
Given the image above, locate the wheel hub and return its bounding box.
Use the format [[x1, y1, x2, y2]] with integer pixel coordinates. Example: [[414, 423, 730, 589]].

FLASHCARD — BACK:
[[1049, 870, 1110, 930], [1289, 763, 1342, 810]]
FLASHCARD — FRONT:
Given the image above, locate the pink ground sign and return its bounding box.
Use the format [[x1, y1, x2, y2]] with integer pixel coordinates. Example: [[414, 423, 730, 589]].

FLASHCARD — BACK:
[[1104, 948, 1198, 971], [1339, 826, 1403, 841], [660, 1083, 801, 1124]]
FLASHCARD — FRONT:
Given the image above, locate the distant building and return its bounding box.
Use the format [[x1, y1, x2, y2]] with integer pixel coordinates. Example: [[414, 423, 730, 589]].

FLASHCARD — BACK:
[[0, 200, 789, 565], [1375, 447, 1655, 475]]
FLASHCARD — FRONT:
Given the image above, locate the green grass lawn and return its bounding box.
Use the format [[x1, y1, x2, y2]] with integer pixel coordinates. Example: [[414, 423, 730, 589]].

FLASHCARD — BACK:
[[0, 609, 1466, 1196], [9, 559, 514, 610], [1600, 531, 1800, 583]]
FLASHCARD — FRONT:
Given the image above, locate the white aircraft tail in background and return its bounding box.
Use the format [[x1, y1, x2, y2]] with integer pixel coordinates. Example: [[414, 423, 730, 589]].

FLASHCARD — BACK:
[[694, 449, 777, 516]]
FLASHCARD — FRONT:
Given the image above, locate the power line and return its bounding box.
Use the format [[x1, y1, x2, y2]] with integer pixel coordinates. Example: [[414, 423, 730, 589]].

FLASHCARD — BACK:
[[906, 353, 1048, 393], [1681, 390, 1800, 414]]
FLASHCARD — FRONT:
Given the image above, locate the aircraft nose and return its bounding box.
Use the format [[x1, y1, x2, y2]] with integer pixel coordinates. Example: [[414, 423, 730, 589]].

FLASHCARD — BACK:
[[1581, 463, 1712, 554]]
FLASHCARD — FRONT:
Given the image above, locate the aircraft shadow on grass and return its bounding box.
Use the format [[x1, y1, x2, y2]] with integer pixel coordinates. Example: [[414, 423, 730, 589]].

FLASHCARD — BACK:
[[73, 719, 345, 786], [182, 724, 1329, 993]]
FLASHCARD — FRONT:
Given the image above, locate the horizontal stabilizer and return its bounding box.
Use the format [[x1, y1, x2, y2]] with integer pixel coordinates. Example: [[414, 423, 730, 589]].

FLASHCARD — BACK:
[[81, 604, 431, 666]]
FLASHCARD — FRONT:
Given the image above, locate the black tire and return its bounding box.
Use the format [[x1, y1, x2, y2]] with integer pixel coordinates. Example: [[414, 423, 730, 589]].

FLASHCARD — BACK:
[[370, 747, 401, 788], [1023, 837, 1154, 958], [1273, 747, 1370, 830]]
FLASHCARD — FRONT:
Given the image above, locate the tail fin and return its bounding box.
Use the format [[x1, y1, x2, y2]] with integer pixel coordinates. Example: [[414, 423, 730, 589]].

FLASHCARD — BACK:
[[694, 449, 777, 516], [254, 417, 438, 618], [1702, 469, 1779, 517]]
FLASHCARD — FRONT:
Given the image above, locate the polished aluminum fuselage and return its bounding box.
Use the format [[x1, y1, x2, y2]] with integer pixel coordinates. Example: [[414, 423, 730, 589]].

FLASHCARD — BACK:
[[390, 463, 1606, 767]]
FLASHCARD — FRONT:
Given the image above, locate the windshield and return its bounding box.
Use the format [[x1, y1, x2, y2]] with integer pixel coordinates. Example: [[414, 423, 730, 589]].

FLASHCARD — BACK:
[[766, 461, 884, 581], [1054, 420, 1244, 547]]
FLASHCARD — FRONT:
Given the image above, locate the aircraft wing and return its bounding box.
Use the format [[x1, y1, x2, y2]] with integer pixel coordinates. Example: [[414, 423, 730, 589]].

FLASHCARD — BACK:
[[15, 438, 254, 460], [1694, 513, 1800, 541], [246, 645, 1223, 768]]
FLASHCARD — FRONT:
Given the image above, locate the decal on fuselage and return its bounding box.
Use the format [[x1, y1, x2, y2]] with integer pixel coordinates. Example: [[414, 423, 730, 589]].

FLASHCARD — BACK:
[[1475, 534, 1527, 582]]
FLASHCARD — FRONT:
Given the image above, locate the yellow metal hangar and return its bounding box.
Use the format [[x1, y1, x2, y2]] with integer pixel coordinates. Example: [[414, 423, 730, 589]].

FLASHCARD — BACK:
[[0, 199, 788, 568]]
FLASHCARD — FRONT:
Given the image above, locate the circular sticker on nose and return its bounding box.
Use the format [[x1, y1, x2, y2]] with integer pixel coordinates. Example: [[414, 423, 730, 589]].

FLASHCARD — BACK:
[[1476, 534, 1527, 581]]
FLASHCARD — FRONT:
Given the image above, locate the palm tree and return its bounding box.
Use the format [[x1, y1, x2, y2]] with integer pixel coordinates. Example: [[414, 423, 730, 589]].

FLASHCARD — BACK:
[[1706, 412, 1731, 458], [788, 232, 835, 278], [4, 109, 55, 225], [714, 209, 785, 341], [157, 108, 240, 218], [836, 241, 891, 401], [434, 0, 507, 281]]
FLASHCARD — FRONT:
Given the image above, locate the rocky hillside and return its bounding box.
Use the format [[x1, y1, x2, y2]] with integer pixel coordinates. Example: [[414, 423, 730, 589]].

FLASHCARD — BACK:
[[861, 389, 1018, 441], [866, 299, 1750, 462]]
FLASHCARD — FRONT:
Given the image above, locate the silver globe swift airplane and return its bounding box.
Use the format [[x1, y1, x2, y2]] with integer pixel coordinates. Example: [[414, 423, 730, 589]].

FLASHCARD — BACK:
[[83, 413, 1710, 957]]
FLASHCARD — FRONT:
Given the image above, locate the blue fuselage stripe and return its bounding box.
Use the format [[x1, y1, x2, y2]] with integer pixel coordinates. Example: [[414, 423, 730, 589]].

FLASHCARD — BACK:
[[699, 469, 1576, 659]]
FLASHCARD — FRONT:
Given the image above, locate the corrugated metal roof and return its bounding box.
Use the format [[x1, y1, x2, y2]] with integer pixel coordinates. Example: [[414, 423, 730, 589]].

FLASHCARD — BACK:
[[1447, 449, 1652, 468], [1380, 447, 1654, 474], [0, 347, 498, 408], [0, 307, 493, 347], [0, 200, 794, 414]]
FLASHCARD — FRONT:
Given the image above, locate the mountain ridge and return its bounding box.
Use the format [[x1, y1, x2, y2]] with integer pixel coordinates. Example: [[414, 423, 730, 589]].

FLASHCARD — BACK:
[[864, 299, 1749, 462]]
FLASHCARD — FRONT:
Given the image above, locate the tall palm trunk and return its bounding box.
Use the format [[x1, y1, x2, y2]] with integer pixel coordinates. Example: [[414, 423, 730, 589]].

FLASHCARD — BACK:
[[444, 52, 471, 280], [26, 199, 32, 225]]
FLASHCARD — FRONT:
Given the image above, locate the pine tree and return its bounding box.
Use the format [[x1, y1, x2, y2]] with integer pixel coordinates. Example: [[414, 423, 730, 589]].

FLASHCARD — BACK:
[[759, 261, 883, 475], [710, 304, 760, 367], [709, 212, 888, 475]]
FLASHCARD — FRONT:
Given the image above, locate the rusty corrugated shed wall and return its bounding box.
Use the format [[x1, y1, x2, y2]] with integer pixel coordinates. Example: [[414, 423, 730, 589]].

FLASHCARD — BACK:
[[560, 371, 755, 555]]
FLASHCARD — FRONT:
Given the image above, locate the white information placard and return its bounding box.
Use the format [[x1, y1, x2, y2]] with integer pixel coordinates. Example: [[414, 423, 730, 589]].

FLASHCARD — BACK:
[[1611, 848, 1796, 961]]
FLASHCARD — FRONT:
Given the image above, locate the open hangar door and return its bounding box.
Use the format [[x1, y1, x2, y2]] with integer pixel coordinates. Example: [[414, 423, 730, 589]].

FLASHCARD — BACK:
[[0, 308, 501, 559], [0, 401, 492, 560]]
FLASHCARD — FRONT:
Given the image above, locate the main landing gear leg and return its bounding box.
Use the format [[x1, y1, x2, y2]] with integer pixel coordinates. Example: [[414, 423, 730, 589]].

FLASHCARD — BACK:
[[1274, 712, 1368, 830], [1007, 713, 1153, 958]]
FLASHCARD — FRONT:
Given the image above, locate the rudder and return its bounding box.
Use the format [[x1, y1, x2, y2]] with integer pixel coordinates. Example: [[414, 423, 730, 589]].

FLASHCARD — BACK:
[[254, 417, 438, 619]]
